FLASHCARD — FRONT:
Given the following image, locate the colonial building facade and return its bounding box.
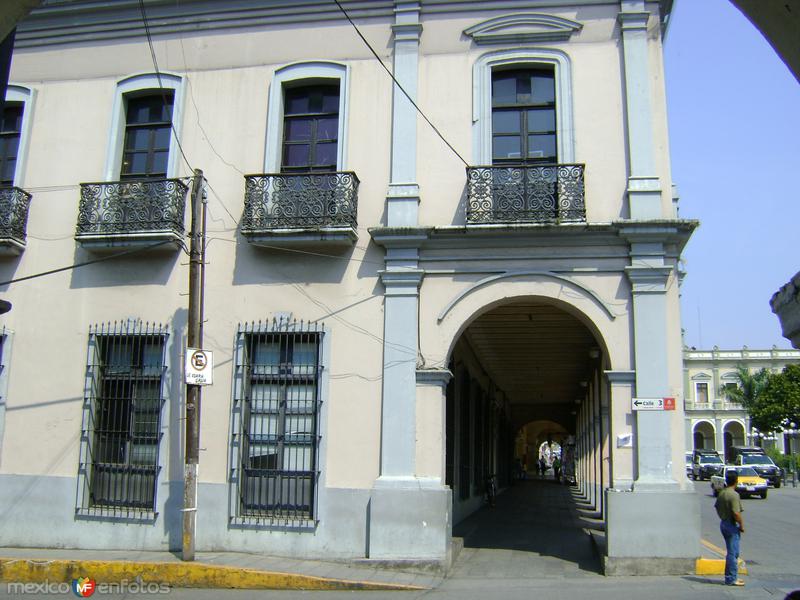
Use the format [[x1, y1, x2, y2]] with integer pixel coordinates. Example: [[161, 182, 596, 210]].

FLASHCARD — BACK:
[[0, 0, 697, 574], [684, 346, 800, 460]]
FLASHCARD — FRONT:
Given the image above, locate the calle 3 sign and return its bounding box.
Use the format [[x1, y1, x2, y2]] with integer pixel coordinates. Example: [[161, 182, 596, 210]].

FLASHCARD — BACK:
[[632, 397, 675, 411]]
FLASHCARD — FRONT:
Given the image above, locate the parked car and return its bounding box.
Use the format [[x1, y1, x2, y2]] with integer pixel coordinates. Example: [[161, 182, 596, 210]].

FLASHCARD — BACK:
[[734, 453, 783, 488], [728, 445, 766, 465], [692, 451, 724, 481], [710, 466, 768, 499], [685, 452, 693, 477]]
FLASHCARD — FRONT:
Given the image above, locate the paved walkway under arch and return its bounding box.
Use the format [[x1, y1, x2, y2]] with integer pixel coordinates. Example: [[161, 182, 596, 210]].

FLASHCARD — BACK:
[[451, 477, 604, 578]]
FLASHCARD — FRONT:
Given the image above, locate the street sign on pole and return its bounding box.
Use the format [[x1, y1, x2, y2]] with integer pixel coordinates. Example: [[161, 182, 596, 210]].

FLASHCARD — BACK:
[[632, 397, 664, 411], [185, 348, 213, 385]]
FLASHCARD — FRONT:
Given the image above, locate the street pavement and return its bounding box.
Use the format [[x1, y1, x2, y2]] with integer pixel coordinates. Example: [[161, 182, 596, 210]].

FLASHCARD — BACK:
[[1, 477, 798, 599]]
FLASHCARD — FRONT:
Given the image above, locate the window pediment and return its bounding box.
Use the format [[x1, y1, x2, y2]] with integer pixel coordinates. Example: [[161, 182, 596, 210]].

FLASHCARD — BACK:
[[464, 13, 583, 45], [691, 372, 711, 381]]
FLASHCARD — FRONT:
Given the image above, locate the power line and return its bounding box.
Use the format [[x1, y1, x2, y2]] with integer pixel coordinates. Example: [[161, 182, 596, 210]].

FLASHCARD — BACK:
[[0, 240, 173, 286], [138, 0, 194, 174], [332, 0, 469, 168]]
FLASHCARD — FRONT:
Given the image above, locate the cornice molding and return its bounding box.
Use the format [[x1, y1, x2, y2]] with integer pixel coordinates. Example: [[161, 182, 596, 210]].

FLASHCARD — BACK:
[[464, 12, 583, 45]]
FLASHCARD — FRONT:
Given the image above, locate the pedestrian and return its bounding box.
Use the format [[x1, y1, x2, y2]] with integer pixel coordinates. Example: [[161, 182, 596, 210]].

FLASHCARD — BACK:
[[714, 469, 745, 587], [553, 456, 561, 482]]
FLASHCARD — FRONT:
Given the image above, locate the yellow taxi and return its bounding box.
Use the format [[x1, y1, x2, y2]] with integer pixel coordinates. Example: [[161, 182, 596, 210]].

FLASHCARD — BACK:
[[710, 466, 769, 499]]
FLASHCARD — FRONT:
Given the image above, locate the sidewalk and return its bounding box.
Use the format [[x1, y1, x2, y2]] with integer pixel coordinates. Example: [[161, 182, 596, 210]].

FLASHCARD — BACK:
[[0, 547, 442, 591]]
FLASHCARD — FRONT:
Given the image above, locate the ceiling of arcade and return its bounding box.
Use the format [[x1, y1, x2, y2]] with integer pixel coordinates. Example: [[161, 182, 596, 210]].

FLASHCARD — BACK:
[[462, 301, 599, 430]]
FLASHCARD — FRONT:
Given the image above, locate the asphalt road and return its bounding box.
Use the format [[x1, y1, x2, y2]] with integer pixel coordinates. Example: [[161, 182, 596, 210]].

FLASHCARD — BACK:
[[694, 479, 800, 577]]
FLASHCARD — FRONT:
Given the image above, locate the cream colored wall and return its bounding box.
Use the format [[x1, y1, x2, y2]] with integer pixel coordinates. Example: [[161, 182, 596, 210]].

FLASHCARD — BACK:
[[0, 23, 396, 489]]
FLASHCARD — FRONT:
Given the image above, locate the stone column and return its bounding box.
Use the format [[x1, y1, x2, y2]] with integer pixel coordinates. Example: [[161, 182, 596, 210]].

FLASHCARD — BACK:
[[386, 1, 421, 227], [618, 0, 661, 219]]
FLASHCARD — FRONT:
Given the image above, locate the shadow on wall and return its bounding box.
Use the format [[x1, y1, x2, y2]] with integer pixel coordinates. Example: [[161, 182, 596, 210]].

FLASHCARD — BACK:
[[69, 246, 180, 289], [165, 306, 188, 550]]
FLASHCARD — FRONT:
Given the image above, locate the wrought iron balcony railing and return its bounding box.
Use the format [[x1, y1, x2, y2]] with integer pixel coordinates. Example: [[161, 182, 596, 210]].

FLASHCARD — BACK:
[[466, 164, 585, 224], [242, 172, 359, 232], [77, 178, 188, 238], [0, 186, 32, 247]]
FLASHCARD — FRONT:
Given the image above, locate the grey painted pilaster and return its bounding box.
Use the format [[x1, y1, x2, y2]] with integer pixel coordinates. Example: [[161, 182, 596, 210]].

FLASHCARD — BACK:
[[379, 252, 423, 478], [605, 370, 635, 489], [626, 263, 677, 489], [387, 1, 422, 227], [618, 1, 662, 219]]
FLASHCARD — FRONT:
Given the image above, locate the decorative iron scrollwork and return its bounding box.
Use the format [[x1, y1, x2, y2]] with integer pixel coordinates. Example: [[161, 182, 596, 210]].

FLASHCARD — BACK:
[[0, 186, 32, 243], [466, 164, 585, 224], [76, 179, 188, 236], [242, 172, 359, 232]]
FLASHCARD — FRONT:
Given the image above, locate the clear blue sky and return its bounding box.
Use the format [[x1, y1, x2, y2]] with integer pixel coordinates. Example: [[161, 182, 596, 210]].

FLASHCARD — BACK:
[[664, 0, 800, 350]]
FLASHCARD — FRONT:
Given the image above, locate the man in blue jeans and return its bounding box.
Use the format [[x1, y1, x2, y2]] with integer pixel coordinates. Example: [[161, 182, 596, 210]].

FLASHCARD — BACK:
[[714, 470, 745, 586]]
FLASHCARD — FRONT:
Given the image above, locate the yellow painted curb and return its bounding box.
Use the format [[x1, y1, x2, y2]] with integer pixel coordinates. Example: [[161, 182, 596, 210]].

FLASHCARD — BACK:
[[695, 558, 748, 576], [0, 558, 427, 591]]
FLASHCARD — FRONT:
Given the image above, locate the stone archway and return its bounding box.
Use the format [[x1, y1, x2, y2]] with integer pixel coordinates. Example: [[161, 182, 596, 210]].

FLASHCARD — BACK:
[[693, 420, 716, 450]]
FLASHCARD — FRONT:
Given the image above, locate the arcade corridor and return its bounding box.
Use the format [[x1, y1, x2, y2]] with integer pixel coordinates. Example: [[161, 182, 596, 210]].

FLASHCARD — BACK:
[[451, 477, 604, 577]]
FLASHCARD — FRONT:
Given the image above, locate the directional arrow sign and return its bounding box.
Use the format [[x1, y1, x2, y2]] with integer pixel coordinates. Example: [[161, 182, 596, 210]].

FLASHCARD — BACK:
[[632, 397, 664, 411]]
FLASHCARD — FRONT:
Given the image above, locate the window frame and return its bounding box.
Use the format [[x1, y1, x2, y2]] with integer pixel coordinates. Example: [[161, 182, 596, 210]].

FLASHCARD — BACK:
[[105, 73, 184, 182], [263, 62, 349, 174], [3, 85, 35, 188], [119, 93, 175, 180], [77, 321, 169, 520], [694, 381, 710, 404], [230, 319, 327, 528], [473, 49, 574, 166]]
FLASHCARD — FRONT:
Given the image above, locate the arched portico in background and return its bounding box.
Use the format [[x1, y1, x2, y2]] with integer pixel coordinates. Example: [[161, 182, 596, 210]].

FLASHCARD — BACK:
[[723, 420, 746, 461], [692, 420, 716, 450]]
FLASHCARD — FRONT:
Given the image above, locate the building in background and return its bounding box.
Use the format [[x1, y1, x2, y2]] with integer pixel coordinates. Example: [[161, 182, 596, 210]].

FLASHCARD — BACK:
[[0, 0, 698, 574], [683, 346, 800, 460]]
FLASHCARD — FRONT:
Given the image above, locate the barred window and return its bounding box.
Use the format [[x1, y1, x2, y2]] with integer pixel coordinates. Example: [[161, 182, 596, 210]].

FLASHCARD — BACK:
[[233, 320, 323, 525], [77, 322, 167, 518]]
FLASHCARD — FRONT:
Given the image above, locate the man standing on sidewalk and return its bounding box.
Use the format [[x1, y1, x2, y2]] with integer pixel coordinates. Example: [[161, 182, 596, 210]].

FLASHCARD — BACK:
[[714, 470, 745, 587]]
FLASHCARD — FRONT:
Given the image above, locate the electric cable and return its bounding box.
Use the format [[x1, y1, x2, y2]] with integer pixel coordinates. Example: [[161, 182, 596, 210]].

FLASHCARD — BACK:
[[332, 0, 469, 168], [0, 240, 173, 285]]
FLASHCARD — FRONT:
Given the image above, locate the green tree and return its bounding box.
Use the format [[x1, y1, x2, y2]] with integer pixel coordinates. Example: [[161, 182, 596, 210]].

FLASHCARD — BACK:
[[755, 364, 800, 433], [722, 365, 771, 415]]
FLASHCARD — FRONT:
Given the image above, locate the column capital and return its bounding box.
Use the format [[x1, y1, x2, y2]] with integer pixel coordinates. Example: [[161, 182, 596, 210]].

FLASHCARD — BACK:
[[392, 22, 423, 41], [617, 11, 650, 31], [416, 368, 452, 387], [379, 269, 424, 295], [605, 370, 636, 385], [625, 265, 672, 293]]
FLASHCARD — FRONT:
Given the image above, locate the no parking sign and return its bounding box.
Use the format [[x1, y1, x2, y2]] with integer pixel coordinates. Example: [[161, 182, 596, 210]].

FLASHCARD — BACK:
[[185, 348, 213, 385]]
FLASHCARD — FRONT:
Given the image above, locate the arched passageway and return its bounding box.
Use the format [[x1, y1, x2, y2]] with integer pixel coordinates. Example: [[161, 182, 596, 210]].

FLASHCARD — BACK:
[[444, 299, 609, 568], [723, 421, 746, 461], [692, 420, 715, 450]]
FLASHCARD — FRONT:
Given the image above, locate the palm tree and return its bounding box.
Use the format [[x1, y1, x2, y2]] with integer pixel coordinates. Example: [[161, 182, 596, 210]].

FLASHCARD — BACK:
[[722, 366, 771, 413]]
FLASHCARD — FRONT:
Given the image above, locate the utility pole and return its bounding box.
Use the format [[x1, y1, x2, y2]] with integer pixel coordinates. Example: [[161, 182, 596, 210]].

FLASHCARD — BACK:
[[183, 168, 205, 561]]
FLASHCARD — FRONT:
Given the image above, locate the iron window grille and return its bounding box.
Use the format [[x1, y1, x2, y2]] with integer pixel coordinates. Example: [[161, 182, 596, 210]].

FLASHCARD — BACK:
[[466, 164, 585, 224], [241, 172, 359, 231], [0, 186, 32, 245], [76, 321, 168, 519], [76, 178, 188, 237], [231, 318, 323, 527]]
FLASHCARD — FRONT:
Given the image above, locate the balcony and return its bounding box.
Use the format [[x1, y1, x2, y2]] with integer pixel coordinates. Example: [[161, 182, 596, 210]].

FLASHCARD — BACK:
[[76, 179, 188, 250], [466, 164, 585, 225], [241, 172, 359, 247], [0, 186, 32, 255]]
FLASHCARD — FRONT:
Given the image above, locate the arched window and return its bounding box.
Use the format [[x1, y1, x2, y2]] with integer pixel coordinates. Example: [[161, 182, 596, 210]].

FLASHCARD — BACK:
[[264, 62, 349, 173], [105, 73, 184, 181], [472, 49, 573, 165]]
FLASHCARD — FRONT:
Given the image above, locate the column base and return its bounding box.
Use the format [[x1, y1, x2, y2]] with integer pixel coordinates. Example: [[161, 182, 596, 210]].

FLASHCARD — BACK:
[[605, 487, 699, 573], [367, 477, 451, 562]]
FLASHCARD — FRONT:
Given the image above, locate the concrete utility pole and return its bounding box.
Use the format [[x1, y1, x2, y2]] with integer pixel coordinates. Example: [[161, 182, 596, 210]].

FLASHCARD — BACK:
[[183, 168, 206, 562]]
